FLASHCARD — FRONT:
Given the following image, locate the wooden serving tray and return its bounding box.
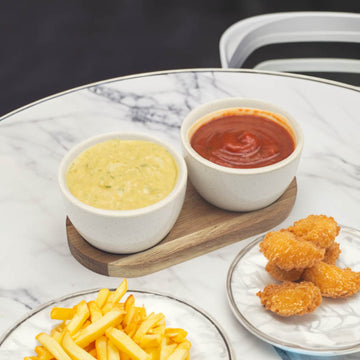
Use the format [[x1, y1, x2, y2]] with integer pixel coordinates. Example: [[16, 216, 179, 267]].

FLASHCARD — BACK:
[[67, 178, 297, 278]]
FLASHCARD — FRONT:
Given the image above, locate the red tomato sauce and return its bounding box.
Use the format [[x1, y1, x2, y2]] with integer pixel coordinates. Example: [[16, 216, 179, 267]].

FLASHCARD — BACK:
[[190, 114, 295, 169]]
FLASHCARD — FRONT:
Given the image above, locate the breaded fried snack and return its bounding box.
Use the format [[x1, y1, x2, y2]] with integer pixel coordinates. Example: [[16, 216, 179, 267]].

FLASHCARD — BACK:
[[323, 242, 341, 265], [257, 281, 322, 317], [287, 215, 340, 249], [265, 261, 304, 282], [302, 261, 360, 298], [259, 231, 325, 271]]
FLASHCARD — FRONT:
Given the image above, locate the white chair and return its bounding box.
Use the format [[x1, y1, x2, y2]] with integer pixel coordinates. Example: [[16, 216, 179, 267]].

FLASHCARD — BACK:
[[219, 12, 360, 84]]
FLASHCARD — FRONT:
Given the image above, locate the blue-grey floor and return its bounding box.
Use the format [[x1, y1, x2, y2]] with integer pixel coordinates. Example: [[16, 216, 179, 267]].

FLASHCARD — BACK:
[[0, 0, 359, 116]]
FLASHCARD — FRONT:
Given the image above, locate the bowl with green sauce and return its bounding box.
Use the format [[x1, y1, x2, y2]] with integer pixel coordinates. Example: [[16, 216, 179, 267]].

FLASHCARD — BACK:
[[58, 132, 187, 254]]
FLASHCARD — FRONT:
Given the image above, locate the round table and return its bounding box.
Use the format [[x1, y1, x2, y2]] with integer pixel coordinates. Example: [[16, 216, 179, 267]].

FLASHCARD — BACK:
[[1, 69, 360, 360]]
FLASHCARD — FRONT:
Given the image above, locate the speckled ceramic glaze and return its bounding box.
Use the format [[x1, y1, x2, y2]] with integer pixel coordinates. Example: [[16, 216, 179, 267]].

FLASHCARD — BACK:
[[227, 225, 360, 356]]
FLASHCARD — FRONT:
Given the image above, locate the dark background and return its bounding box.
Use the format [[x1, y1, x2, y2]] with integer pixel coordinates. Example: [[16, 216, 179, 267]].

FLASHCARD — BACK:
[[0, 0, 359, 117]]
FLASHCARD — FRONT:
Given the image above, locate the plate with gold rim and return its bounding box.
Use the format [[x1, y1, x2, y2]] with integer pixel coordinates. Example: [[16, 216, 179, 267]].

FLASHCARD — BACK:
[[227, 225, 360, 356], [0, 289, 234, 359]]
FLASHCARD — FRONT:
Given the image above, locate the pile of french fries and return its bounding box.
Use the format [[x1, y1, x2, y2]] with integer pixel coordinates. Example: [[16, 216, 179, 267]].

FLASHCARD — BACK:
[[25, 279, 191, 360]]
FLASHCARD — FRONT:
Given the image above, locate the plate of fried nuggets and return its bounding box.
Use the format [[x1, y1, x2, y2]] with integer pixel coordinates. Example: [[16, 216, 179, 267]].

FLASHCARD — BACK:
[[227, 216, 360, 355], [258, 215, 360, 318]]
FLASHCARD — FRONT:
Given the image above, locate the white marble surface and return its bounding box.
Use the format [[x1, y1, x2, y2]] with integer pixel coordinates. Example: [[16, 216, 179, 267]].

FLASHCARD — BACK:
[[1, 69, 360, 360]]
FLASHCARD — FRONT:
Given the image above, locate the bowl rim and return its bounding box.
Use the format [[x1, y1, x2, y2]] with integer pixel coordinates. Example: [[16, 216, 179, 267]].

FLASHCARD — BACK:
[[58, 132, 187, 218], [180, 98, 304, 175]]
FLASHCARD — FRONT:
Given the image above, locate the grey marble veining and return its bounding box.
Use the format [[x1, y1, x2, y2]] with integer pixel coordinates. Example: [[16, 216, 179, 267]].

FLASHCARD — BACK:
[[1, 70, 360, 360]]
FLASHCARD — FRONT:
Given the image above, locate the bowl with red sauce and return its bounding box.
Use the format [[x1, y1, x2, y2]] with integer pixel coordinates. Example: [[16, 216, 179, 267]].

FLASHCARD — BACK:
[[180, 98, 303, 211]]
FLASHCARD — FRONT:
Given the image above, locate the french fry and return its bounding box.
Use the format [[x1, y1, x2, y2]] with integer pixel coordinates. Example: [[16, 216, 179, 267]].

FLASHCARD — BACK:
[[139, 333, 162, 349], [88, 301, 103, 323], [35, 325, 65, 360], [123, 302, 136, 329], [125, 306, 147, 337], [102, 279, 128, 313], [50, 307, 75, 321], [66, 300, 89, 336], [124, 320, 138, 338], [159, 337, 177, 360], [36, 333, 72, 360], [137, 306, 147, 322], [118, 352, 130, 360], [34, 345, 53, 360], [124, 294, 135, 313], [106, 327, 151, 360], [75, 304, 125, 348], [50, 323, 66, 340], [95, 336, 107, 360], [164, 328, 188, 343], [146, 346, 161, 360], [80, 320, 91, 331], [107, 339, 120, 360], [62, 331, 97, 360], [167, 341, 191, 360], [148, 324, 165, 336], [96, 288, 110, 309], [133, 313, 165, 344]]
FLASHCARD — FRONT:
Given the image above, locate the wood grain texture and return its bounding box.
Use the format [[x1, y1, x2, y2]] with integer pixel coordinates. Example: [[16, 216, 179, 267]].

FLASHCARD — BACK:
[[67, 178, 297, 277]]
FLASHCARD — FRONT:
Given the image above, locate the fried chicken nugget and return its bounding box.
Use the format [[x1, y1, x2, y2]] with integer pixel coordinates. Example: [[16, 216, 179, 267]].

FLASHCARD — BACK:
[[287, 215, 340, 249], [302, 261, 360, 298], [257, 281, 322, 317], [265, 261, 304, 282], [259, 231, 325, 271], [323, 242, 341, 265]]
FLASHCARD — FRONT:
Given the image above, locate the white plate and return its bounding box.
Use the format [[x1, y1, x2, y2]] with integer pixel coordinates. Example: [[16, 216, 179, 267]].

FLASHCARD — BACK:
[[0, 289, 234, 359], [227, 225, 360, 356]]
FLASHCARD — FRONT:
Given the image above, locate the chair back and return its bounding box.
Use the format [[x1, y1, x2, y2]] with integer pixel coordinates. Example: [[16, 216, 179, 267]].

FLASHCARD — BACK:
[[219, 12, 360, 84]]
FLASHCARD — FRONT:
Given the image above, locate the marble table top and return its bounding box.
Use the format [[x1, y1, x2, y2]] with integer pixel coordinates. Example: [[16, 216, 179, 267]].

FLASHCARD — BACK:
[[1, 69, 360, 360]]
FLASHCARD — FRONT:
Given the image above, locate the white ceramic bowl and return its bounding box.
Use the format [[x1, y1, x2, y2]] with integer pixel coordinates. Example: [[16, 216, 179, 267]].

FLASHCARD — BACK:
[[180, 98, 303, 212], [58, 132, 187, 254]]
